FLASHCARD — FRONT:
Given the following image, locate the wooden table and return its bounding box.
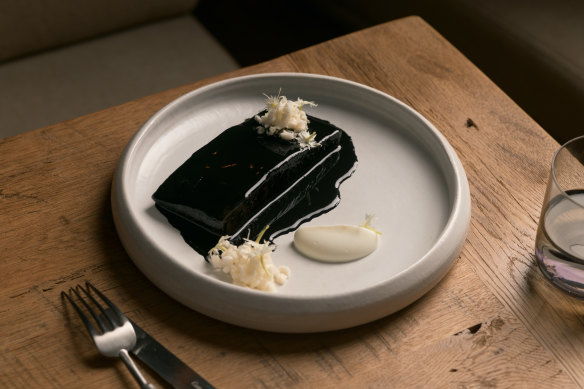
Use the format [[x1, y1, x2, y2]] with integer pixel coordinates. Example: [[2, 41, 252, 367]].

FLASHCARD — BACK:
[[2, 16, 583, 388]]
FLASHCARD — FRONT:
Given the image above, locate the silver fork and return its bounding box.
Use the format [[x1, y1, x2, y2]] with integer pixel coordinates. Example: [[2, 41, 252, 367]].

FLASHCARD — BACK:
[[62, 282, 156, 389]]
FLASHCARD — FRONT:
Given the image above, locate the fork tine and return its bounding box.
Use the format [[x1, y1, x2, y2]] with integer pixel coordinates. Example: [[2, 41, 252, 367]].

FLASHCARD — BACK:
[[86, 282, 127, 326], [72, 284, 112, 333], [61, 289, 99, 338], [77, 283, 119, 332]]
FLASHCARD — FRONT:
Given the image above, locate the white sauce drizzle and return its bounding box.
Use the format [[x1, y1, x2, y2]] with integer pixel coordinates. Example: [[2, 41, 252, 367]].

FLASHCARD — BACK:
[[244, 130, 340, 198], [269, 159, 358, 238], [233, 145, 342, 238]]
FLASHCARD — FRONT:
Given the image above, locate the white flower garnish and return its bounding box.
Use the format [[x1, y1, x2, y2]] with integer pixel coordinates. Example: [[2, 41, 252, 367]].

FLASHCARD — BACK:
[[298, 131, 319, 149], [359, 213, 382, 235], [208, 230, 290, 292], [254, 93, 320, 148]]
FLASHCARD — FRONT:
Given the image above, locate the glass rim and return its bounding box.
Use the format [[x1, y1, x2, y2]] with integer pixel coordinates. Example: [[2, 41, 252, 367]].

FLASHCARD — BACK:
[[551, 134, 584, 209]]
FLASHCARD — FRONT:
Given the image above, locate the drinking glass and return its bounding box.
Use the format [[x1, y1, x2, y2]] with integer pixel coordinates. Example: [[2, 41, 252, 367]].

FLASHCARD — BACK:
[[536, 135, 584, 297]]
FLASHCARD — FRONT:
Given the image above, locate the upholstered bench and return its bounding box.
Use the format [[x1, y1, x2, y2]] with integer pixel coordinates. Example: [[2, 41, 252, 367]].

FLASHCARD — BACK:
[[0, 0, 238, 139]]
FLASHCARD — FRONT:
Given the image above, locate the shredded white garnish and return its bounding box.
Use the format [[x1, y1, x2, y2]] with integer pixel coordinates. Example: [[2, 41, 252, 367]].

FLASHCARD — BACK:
[[254, 93, 320, 148], [208, 236, 290, 292]]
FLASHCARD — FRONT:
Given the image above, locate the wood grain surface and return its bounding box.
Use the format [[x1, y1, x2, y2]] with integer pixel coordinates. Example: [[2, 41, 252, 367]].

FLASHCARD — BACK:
[[2, 16, 583, 388]]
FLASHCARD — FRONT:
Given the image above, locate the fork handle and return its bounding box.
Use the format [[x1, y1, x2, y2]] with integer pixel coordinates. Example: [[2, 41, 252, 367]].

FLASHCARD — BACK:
[[119, 348, 156, 389]]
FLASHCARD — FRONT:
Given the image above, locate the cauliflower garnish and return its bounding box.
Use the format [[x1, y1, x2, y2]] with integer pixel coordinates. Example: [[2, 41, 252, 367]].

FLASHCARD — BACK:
[[208, 229, 290, 292], [254, 93, 320, 148]]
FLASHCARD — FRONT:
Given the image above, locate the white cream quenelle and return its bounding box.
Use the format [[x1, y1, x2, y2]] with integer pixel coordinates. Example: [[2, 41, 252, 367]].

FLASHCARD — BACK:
[[294, 215, 381, 262]]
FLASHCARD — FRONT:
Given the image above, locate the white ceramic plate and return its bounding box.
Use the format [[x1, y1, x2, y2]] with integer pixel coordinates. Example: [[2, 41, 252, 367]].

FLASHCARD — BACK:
[[112, 73, 471, 333]]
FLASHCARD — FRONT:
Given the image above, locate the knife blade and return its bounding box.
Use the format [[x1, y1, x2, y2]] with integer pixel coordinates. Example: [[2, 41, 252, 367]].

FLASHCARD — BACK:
[[130, 319, 215, 389]]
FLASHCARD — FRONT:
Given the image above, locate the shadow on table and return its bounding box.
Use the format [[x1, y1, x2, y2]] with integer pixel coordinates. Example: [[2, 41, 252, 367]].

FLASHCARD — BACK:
[[523, 253, 584, 333]]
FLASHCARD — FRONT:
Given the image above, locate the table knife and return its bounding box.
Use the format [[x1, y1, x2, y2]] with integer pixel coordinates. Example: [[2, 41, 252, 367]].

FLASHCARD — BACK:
[[130, 319, 215, 389]]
